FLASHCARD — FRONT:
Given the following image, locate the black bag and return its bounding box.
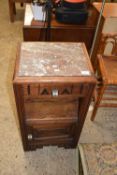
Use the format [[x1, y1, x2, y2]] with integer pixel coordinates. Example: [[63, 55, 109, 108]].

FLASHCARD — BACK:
[[55, 0, 88, 24]]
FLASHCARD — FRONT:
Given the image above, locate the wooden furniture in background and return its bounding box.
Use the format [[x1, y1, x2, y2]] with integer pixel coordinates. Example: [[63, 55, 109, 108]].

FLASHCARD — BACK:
[[91, 33, 117, 121], [8, 0, 31, 22], [90, 2, 117, 68], [23, 4, 104, 53], [13, 42, 96, 151], [93, 2, 117, 18]]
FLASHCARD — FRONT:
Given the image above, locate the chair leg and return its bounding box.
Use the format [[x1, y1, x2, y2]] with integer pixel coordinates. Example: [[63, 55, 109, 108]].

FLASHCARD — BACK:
[[20, 3, 23, 7], [91, 84, 106, 121], [8, 0, 15, 22], [13, 3, 16, 14]]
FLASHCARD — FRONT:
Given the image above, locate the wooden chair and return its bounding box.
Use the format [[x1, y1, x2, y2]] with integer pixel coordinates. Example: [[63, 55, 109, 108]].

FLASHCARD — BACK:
[[8, 0, 32, 22], [91, 33, 117, 121]]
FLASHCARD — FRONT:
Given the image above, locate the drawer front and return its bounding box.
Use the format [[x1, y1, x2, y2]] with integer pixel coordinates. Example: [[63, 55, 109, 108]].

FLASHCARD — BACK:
[[22, 83, 89, 100]]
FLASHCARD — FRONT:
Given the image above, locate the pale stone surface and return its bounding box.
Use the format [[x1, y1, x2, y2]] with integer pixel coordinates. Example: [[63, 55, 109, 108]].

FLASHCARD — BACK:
[[24, 4, 33, 26], [18, 42, 91, 77]]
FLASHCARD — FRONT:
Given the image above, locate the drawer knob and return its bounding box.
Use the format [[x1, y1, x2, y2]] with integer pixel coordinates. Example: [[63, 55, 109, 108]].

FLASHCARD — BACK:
[[28, 134, 33, 140], [52, 89, 58, 96]]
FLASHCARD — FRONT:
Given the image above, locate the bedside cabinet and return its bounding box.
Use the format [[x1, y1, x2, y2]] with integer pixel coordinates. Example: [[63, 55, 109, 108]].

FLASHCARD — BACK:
[[13, 42, 96, 151]]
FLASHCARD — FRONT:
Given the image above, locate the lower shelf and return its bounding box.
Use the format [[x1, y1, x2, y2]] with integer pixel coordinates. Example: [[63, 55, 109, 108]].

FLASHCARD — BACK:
[[24, 121, 77, 150]]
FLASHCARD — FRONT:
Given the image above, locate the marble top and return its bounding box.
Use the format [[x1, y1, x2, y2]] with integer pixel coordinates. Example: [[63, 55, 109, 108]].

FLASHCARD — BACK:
[[24, 4, 33, 26], [18, 42, 91, 77]]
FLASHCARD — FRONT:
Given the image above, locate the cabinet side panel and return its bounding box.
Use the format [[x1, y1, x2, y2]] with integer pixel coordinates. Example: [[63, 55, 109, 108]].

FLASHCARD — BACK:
[[73, 83, 96, 146], [13, 83, 29, 151]]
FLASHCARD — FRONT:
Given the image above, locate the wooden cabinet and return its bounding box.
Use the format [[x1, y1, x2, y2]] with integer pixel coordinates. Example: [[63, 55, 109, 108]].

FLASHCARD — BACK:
[[23, 4, 104, 53], [13, 42, 96, 151], [8, 0, 32, 22]]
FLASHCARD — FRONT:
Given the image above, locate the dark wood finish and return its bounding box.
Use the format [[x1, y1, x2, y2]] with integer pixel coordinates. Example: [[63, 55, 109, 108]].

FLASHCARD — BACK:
[[23, 4, 104, 53], [91, 33, 117, 121], [13, 42, 96, 150], [8, 0, 31, 22]]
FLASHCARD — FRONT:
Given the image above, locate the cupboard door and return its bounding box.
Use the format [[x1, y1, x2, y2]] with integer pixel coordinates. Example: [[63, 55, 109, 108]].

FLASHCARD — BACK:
[[26, 123, 76, 147]]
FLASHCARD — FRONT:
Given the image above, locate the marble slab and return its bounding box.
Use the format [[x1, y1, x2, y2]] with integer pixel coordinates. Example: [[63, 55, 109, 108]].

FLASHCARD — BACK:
[[18, 42, 91, 77], [24, 4, 33, 26]]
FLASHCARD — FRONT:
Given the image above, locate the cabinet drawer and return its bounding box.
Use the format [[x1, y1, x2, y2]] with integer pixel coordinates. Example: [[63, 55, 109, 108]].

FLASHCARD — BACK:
[[22, 83, 89, 100]]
